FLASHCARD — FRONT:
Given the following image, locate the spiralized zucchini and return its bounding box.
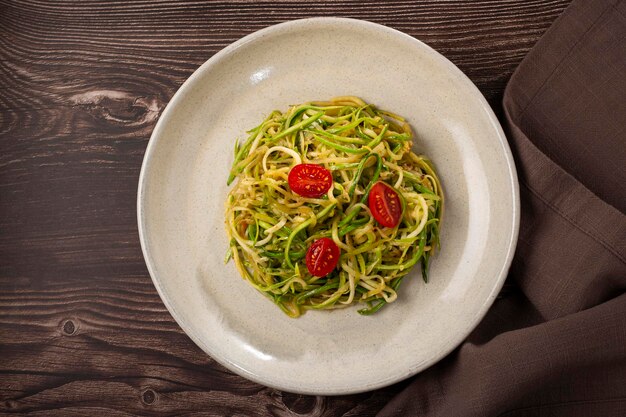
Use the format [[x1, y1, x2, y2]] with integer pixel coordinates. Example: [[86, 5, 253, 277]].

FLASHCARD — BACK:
[[224, 96, 443, 317]]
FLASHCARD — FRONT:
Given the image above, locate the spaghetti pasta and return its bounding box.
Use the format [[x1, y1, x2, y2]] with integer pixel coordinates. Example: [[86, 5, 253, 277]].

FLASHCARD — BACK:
[[225, 96, 443, 317]]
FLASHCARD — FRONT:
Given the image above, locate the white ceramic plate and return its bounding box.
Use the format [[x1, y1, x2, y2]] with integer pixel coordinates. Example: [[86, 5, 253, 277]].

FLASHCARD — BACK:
[[138, 18, 519, 395]]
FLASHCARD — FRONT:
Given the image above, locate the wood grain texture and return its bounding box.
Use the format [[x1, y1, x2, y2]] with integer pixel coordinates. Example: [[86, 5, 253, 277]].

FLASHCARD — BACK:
[[0, 0, 570, 415]]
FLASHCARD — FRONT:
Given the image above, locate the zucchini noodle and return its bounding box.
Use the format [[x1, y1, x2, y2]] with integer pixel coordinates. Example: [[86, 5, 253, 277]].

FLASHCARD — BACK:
[[224, 96, 443, 317]]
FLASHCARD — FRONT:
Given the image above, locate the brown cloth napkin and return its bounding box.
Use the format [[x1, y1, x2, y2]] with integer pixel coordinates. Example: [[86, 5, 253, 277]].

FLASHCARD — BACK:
[[377, 0, 626, 415]]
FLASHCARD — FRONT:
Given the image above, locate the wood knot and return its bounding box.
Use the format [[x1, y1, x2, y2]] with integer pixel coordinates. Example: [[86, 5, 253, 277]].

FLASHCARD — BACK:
[[279, 393, 323, 415], [141, 389, 157, 405], [62, 319, 77, 336], [69, 90, 163, 128], [4, 400, 19, 409]]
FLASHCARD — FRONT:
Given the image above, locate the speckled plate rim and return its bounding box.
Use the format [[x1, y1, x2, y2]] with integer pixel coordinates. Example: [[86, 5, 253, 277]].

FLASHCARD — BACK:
[[137, 17, 520, 395]]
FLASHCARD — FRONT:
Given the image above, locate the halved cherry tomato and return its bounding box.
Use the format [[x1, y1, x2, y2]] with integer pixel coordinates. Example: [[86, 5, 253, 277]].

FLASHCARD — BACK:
[[288, 164, 333, 198], [368, 181, 403, 228], [305, 237, 340, 277]]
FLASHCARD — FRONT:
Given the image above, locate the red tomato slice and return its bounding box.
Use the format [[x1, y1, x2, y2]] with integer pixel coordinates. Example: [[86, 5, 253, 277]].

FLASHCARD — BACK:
[[368, 181, 403, 228], [305, 237, 340, 277], [288, 164, 333, 198]]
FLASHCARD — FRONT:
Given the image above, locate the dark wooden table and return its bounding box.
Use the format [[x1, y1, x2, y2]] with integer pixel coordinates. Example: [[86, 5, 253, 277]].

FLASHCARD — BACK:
[[1, 1, 570, 415]]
